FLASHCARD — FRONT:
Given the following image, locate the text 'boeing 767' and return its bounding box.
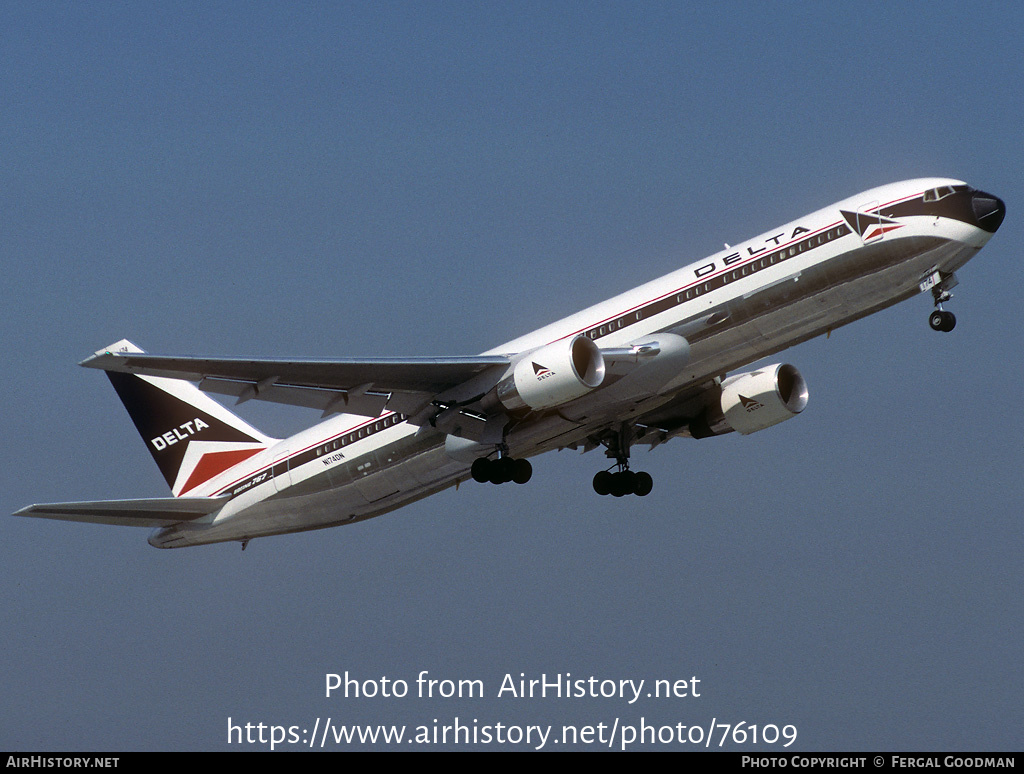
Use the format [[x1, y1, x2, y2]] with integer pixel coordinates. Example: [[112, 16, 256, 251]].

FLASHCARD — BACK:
[[16, 179, 1005, 548]]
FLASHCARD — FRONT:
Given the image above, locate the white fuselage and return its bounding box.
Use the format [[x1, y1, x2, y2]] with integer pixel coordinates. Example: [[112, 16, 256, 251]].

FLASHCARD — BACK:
[[150, 178, 998, 547]]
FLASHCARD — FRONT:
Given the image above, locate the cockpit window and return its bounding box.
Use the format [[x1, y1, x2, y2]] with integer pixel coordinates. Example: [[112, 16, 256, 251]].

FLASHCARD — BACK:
[[923, 186, 957, 202]]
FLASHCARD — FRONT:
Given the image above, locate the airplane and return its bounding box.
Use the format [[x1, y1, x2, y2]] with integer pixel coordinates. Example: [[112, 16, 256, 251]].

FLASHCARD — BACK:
[[16, 178, 1005, 549]]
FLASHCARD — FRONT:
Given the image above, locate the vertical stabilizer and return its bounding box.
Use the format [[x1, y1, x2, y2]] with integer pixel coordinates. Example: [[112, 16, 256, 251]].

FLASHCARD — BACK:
[[97, 340, 277, 496]]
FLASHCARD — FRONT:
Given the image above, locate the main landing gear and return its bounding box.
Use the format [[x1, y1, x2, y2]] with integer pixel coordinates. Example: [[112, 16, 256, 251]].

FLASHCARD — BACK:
[[471, 454, 532, 485], [592, 424, 653, 497], [593, 468, 653, 497]]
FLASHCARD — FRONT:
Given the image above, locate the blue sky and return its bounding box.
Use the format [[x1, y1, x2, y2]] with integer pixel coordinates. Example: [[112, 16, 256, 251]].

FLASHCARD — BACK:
[[3, 2, 1021, 750]]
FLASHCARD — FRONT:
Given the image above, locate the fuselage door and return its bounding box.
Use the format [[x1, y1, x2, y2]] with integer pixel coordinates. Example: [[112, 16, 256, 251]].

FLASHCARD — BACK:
[[272, 448, 291, 492], [841, 201, 903, 245], [856, 200, 883, 243]]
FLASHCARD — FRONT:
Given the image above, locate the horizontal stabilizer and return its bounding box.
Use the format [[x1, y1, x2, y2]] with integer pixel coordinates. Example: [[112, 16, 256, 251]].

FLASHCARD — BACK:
[[15, 497, 227, 528]]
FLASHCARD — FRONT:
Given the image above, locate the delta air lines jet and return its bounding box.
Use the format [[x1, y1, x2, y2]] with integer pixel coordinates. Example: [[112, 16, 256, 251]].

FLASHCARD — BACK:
[[16, 179, 1006, 548]]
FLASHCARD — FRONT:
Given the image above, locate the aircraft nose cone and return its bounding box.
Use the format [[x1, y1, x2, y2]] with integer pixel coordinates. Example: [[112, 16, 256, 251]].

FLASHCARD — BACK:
[[972, 190, 1006, 233]]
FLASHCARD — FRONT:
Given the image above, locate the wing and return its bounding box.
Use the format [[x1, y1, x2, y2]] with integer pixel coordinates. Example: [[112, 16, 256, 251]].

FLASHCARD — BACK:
[[82, 345, 512, 421], [15, 497, 227, 528]]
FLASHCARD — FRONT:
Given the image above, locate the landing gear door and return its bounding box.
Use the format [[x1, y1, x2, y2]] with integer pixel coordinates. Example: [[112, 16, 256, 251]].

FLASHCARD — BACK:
[[841, 201, 904, 245]]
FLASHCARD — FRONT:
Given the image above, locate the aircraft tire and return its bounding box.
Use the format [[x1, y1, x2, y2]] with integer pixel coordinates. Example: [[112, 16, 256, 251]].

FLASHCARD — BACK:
[[593, 471, 612, 496], [930, 310, 956, 332], [487, 458, 511, 485], [512, 459, 533, 484], [596, 470, 654, 496], [610, 473, 629, 497], [634, 471, 653, 497], [471, 458, 491, 483]]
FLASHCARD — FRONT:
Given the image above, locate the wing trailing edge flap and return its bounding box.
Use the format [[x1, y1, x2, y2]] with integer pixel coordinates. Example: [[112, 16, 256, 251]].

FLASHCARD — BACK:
[[627, 379, 718, 448], [195, 377, 411, 418], [15, 496, 228, 528], [81, 349, 512, 421]]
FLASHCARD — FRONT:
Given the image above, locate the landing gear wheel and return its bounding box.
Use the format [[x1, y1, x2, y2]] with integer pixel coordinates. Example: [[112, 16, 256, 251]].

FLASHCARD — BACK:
[[489, 457, 515, 484], [618, 470, 637, 497], [512, 459, 533, 485], [472, 456, 533, 485], [633, 471, 653, 497], [929, 310, 956, 332], [471, 458, 490, 483], [610, 475, 628, 497], [594, 469, 654, 497]]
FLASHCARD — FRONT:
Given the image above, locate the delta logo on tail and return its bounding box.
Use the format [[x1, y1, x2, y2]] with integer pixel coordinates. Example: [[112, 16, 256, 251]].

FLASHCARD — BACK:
[[106, 369, 269, 496], [175, 443, 266, 495]]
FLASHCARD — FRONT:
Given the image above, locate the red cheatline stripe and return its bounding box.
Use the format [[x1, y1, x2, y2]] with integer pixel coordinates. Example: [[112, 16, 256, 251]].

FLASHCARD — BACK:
[[865, 224, 904, 240]]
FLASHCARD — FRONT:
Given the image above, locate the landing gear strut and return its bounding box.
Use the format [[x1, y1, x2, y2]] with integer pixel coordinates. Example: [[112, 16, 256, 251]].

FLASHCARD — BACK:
[[471, 452, 532, 485], [592, 424, 653, 497]]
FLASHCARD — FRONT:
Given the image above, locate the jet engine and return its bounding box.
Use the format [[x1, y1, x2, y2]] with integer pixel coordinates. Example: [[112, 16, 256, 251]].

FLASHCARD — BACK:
[[493, 335, 606, 412], [689, 363, 808, 438]]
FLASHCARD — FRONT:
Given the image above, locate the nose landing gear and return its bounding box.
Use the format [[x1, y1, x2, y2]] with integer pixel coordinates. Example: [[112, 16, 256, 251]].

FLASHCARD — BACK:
[[925, 271, 958, 332]]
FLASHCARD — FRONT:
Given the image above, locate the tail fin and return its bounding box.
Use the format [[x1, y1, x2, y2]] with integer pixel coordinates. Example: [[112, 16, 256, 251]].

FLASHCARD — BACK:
[[94, 340, 278, 496]]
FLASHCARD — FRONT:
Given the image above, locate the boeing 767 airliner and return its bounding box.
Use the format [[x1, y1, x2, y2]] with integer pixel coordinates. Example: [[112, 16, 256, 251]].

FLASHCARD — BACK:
[[16, 178, 1005, 548]]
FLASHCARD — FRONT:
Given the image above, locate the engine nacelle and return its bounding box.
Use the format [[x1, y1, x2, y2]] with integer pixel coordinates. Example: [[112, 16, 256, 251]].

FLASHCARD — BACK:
[[690, 363, 809, 438], [494, 335, 606, 412]]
